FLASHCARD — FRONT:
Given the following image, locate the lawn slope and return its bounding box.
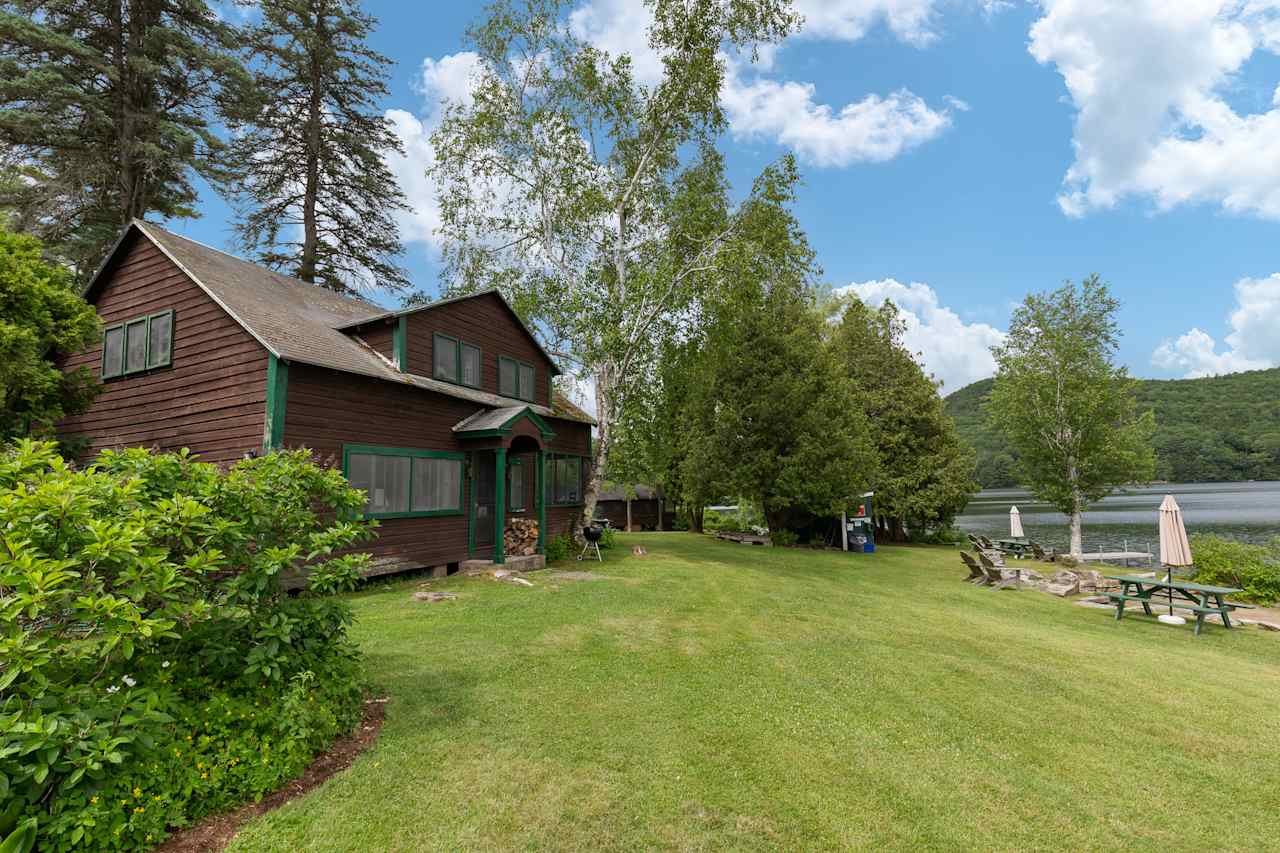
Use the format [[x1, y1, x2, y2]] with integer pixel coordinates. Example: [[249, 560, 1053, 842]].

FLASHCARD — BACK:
[[231, 535, 1279, 852]]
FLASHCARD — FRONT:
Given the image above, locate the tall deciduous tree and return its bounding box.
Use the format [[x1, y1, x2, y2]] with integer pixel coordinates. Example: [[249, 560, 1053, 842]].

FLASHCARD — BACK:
[[986, 275, 1154, 555], [429, 0, 798, 535], [0, 0, 252, 272], [229, 0, 409, 294], [831, 298, 977, 541], [0, 228, 100, 438]]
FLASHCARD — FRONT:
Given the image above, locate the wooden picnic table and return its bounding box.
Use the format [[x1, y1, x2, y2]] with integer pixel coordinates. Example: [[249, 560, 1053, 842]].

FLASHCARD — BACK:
[[996, 538, 1030, 557], [1104, 575, 1253, 636]]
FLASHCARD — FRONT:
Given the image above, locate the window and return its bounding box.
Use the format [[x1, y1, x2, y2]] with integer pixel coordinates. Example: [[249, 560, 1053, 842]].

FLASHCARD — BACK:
[[499, 357, 535, 401], [518, 363, 534, 402], [101, 309, 174, 379], [546, 453, 584, 505], [461, 343, 481, 388], [344, 445, 464, 518], [412, 457, 462, 513], [433, 333, 459, 383], [509, 459, 525, 511], [102, 325, 125, 379]]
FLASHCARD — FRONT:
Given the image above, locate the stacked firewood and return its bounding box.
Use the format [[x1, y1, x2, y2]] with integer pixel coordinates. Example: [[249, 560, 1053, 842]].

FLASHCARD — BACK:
[[504, 518, 540, 556]]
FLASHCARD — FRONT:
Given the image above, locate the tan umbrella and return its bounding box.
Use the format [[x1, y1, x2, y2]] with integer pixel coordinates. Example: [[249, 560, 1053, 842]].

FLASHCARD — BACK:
[[1158, 494, 1193, 619], [1009, 506, 1025, 539]]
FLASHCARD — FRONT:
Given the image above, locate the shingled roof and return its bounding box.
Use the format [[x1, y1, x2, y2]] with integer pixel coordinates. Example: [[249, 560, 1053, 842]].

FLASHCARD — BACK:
[[84, 220, 594, 424]]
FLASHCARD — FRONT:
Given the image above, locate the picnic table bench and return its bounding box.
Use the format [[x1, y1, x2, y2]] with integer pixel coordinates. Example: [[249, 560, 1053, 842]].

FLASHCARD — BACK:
[[996, 537, 1030, 558], [1104, 575, 1255, 636]]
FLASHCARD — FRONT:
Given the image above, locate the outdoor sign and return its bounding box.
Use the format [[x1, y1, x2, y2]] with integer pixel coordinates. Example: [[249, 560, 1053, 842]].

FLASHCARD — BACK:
[[843, 492, 875, 553]]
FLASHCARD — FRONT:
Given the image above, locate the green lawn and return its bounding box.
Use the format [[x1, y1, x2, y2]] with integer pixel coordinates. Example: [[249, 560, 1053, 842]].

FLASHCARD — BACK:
[[230, 535, 1279, 852]]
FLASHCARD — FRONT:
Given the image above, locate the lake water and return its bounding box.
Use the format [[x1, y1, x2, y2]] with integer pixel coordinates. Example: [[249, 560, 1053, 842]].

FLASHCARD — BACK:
[[956, 481, 1280, 556]]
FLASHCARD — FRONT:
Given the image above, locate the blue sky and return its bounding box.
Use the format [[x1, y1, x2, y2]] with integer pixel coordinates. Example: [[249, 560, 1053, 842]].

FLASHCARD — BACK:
[[177, 0, 1280, 392]]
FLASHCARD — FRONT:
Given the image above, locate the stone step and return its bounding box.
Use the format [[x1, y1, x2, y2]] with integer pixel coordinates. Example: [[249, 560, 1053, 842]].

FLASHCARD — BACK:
[[460, 554, 546, 574]]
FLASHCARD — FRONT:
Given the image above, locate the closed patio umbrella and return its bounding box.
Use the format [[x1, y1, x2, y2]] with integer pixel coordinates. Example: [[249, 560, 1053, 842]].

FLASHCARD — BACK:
[[1158, 494, 1193, 623], [1009, 506, 1024, 539]]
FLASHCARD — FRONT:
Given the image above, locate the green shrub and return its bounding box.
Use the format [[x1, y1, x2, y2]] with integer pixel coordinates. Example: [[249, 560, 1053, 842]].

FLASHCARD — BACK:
[[598, 526, 617, 550], [1190, 534, 1280, 604], [544, 533, 573, 562], [769, 528, 798, 547], [0, 441, 374, 851]]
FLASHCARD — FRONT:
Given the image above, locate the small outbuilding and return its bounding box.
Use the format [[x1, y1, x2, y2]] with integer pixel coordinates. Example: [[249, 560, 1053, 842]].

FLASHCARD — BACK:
[[595, 484, 672, 531]]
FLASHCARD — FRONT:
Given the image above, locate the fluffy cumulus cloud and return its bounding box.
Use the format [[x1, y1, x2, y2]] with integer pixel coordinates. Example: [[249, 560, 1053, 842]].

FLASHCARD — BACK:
[[834, 279, 1006, 390], [1029, 0, 1280, 218], [571, 0, 958, 166], [382, 51, 483, 248], [1152, 273, 1280, 377], [722, 76, 955, 167]]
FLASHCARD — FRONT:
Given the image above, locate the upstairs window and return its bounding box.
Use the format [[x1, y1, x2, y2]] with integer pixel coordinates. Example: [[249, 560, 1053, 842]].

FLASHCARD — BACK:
[[461, 343, 481, 388], [433, 333, 459, 383], [101, 310, 173, 379], [499, 357, 535, 402]]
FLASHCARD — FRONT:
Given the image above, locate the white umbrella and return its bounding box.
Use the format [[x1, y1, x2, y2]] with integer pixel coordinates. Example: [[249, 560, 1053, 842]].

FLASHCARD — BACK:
[[1009, 506, 1024, 539], [1158, 494, 1193, 623]]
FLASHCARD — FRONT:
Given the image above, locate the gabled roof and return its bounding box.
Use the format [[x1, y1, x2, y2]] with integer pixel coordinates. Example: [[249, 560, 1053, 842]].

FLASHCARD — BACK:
[[453, 405, 556, 439], [336, 289, 563, 376], [81, 220, 594, 424]]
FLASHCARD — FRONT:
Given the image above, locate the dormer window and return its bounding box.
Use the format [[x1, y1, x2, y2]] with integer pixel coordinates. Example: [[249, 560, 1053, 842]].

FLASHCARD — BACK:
[[499, 357, 534, 402]]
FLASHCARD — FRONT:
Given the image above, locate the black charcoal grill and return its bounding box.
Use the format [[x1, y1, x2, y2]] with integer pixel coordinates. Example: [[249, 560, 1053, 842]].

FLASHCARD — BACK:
[[577, 524, 604, 562]]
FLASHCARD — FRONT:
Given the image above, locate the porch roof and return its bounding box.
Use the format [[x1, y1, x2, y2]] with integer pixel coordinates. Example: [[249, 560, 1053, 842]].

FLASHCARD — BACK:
[[453, 406, 556, 440]]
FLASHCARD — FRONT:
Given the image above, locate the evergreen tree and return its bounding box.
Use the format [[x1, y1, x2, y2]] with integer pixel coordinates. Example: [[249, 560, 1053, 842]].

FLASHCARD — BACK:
[[0, 0, 252, 272], [0, 227, 100, 438], [831, 298, 977, 542], [229, 0, 409, 294]]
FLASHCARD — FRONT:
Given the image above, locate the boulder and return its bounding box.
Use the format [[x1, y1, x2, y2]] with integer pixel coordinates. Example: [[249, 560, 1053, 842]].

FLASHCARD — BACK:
[[1242, 619, 1280, 632], [412, 591, 457, 603], [1045, 580, 1079, 597]]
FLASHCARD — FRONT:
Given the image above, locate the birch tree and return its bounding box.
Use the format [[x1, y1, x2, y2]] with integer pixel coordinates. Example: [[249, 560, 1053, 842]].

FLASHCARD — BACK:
[[429, 0, 798, 534], [985, 275, 1154, 555]]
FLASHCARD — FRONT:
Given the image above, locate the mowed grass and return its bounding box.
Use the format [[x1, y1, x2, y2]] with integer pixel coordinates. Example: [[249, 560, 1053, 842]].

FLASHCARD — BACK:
[[230, 534, 1279, 852]]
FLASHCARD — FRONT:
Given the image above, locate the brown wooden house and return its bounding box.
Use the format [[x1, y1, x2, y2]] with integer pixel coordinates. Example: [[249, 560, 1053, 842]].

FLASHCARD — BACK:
[[595, 484, 672, 531], [57, 220, 594, 575]]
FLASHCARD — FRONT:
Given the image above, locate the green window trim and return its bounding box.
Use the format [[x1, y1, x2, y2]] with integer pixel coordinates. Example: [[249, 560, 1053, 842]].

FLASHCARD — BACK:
[[545, 452, 587, 506], [393, 316, 408, 371], [101, 309, 174, 379], [432, 332, 483, 389], [499, 356, 536, 402], [342, 444, 467, 519]]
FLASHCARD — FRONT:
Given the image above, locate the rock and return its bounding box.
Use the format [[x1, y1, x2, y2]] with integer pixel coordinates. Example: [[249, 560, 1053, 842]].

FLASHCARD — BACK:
[[492, 568, 510, 579], [632, 545, 648, 557], [1020, 569, 1046, 584], [412, 591, 456, 603], [508, 577, 534, 587], [1081, 594, 1111, 604], [1045, 580, 1079, 597], [1242, 619, 1280, 632]]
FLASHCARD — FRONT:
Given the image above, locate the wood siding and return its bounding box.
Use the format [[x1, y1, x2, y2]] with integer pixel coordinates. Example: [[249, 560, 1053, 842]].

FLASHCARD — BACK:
[[402, 294, 553, 407], [57, 235, 269, 464], [355, 319, 396, 363], [282, 362, 591, 568]]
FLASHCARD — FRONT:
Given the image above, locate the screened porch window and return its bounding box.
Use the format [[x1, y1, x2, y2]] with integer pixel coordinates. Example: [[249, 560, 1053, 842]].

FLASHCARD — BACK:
[[344, 445, 464, 518], [546, 453, 584, 506], [509, 459, 526, 511]]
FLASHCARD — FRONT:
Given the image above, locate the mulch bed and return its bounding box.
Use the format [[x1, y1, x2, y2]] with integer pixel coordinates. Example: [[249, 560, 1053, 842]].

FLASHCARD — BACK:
[[155, 696, 388, 853]]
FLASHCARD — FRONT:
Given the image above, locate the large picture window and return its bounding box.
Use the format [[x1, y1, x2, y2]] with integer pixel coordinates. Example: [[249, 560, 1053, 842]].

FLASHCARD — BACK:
[[546, 453, 584, 506], [101, 309, 174, 379], [344, 445, 465, 518], [499, 356, 535, 402]]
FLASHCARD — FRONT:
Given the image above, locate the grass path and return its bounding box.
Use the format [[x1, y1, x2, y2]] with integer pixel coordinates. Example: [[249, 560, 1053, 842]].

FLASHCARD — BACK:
[[231, 535, 1279, 851]]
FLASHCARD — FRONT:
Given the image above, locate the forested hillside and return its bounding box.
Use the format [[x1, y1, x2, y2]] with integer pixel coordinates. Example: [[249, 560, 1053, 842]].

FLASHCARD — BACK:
[[946, 368, 1280, 487]]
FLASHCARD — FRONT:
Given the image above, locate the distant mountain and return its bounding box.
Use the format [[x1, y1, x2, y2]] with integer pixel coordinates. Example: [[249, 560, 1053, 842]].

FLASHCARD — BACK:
[[944, 368, 1280, 488]]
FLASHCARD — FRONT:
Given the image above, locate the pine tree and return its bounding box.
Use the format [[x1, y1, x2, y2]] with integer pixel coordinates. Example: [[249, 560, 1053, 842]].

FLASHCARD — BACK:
[[0, 0, 252, 273], [831, 298, 978, 542], [229, 0, 409, 294]]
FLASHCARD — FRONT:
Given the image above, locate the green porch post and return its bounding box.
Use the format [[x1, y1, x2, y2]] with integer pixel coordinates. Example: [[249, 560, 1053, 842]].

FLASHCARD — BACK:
[[263, 354, 288, 452], [536, 449, 546, 554], [494, 447, 507, 564]]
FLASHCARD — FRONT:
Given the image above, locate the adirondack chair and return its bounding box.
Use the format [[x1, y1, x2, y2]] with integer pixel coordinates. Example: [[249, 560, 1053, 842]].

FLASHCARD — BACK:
[[978, 552, 1012, 588], [1030, 542, 1050, 562], [960, 551, 985, 583], [978, 535, 997, 551]]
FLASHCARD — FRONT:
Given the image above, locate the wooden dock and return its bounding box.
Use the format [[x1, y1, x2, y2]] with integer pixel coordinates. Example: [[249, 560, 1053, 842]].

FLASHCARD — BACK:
[[1076, 550, 1153, 567]]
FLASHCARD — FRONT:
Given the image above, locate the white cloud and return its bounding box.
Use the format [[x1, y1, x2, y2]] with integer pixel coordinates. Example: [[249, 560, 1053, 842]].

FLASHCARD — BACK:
[[1029, 0, 1280, 219], [383, 52, 483, 249], [835, 279, 1006, 389], [793, 0, 942, 47], [1152, 273, 1280, 377], [723, 72, 956, 166]]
